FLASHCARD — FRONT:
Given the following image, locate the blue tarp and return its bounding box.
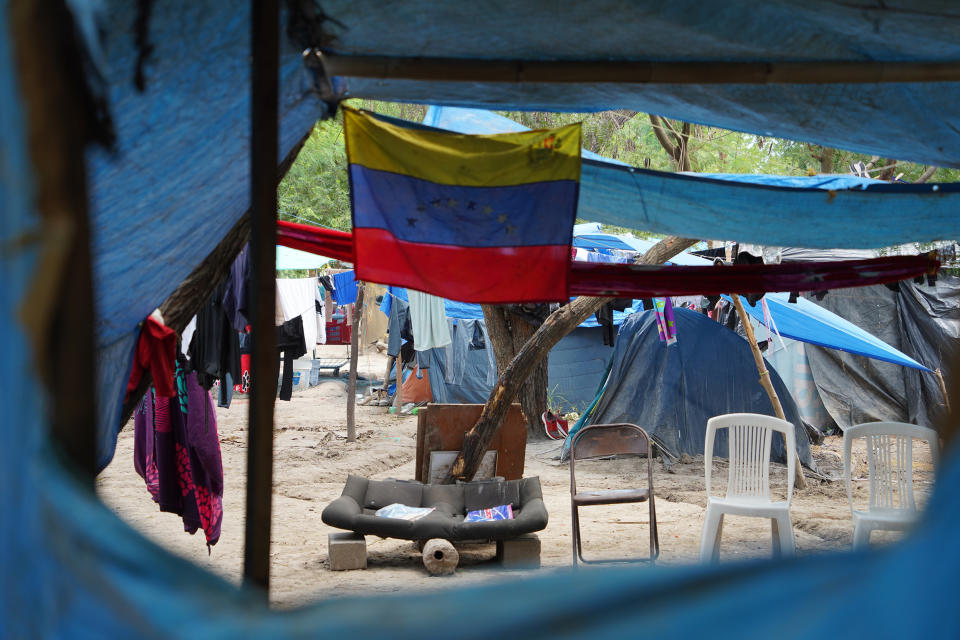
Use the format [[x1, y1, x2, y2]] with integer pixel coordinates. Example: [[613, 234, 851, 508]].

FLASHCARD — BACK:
[[325, 1, 960, 170], [86, 2, 325, 470], [423, 104, 960, 249], [731, 293, 931, 372]]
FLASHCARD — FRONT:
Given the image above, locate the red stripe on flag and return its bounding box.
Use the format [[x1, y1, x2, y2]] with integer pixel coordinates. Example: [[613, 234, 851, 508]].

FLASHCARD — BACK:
[[353, 228, 570, 303]]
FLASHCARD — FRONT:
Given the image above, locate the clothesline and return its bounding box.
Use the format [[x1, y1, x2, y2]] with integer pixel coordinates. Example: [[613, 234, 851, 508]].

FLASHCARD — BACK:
[[276, 220, 939, 301]]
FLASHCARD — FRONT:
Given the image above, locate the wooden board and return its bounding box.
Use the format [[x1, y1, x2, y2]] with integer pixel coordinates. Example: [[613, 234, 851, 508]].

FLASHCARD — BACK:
[[415, 403, 527, 482]]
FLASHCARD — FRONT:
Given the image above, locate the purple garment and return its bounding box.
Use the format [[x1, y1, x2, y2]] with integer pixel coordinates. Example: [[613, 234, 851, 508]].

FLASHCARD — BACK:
[[653, 297, 678, 345], [221, 244, 250, 332], [133, 372, 223, 547]]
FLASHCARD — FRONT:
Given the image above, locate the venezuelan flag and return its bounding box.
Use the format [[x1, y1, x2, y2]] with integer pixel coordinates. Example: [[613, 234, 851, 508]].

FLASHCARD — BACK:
[[345, 106, 581, 303]]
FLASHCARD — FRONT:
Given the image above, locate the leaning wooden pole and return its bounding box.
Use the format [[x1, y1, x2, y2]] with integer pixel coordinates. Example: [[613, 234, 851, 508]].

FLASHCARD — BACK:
[[346, 281, 365, 441], [730, 293, 807, 490], [244, 0, 278, 595]]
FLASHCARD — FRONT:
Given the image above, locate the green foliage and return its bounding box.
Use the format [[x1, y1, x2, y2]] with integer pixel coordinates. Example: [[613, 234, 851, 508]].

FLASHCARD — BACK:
[[277, 115, 351, 230]]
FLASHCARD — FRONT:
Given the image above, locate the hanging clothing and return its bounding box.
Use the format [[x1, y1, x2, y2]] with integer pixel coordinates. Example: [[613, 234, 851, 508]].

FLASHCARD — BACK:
[[276, 316, 306, 401], [387, 296, 413, 358], [221, 244, 251, 332], [134, 363, 223, 549], [187, 282, 241, 397], [315, 284, 326, 345], [180, 316, 197, 357], [408, 289, 452, 351], [331, 270, 358, 305], [276, 277, 318, 352], [653, 297, 678, 345], [594, 298, 633, 346], [126, 314, 177, 402]]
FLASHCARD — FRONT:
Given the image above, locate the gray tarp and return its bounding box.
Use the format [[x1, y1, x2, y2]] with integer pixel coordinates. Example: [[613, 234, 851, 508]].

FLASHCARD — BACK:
[[805, 276, 960, 429]]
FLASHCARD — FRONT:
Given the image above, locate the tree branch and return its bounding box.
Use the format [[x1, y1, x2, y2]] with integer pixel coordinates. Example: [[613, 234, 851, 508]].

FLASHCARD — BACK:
[[916, 165, 938, 183], [648, 114, 679, 160]]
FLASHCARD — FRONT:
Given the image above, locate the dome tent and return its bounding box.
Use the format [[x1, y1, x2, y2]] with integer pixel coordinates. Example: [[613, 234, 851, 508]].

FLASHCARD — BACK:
[[572, 308, 813, 467]]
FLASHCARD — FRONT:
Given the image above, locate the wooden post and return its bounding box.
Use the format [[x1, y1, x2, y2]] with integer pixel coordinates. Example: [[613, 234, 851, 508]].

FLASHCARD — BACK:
[[346, 281, 365, 442], [394, 355, 404, 414], [244, 0, 278, 595], [730, 294, 807, 490]]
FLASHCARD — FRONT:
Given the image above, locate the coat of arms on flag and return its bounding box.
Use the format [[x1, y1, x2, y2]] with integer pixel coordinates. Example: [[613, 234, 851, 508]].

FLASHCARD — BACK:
[[344, 106, 581, 303]]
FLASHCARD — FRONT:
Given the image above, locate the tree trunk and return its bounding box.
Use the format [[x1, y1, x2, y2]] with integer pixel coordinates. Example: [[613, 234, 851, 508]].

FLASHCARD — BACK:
[[346, 281, 365, 442], [482, 305, 548, 439], [450, 236, 697, 481]]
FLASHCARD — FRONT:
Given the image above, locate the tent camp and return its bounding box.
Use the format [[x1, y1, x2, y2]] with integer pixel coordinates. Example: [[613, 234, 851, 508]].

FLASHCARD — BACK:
[[565, 308, 814, 467], [381, 286, 622, 410], [5, 1, 960, 638]]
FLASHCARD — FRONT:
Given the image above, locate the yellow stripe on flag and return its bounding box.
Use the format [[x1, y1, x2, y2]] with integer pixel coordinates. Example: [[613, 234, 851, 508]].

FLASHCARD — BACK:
[[344, 106, 581, 187]]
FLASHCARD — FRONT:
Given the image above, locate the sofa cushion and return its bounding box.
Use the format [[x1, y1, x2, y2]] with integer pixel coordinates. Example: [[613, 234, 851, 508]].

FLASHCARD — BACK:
[[422, 484, 465, 515], [363, 479, 423, 510], [463, 479, 521, 512]]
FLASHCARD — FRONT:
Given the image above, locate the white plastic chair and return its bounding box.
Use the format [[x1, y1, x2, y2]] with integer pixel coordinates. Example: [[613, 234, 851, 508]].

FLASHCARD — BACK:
[[699, 413, 796, 563], [843, 421, 939, 550]]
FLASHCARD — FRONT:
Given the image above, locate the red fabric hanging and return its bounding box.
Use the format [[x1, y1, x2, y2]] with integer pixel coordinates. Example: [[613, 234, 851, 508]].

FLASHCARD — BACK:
[[566, 254, 938, 298], [126, 315, 177, 401], [276, 221, 939, 299], [277, 220, 353, 263]]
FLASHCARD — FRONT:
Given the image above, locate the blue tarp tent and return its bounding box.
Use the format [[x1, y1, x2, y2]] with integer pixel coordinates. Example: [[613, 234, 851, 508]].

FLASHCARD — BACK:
[[565, 308, 814, 466], [4, 1, 960, 637]]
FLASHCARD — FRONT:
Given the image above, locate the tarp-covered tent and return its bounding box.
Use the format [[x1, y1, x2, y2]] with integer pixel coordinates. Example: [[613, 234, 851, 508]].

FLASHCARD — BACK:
[[572, 309, 813, 467], [4, 1, 960, 637], [802, 278, 960, 430]]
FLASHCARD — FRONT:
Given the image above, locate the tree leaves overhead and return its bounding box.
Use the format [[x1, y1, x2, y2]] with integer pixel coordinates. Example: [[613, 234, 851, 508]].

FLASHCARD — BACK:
[[278, 100, 959, 234]]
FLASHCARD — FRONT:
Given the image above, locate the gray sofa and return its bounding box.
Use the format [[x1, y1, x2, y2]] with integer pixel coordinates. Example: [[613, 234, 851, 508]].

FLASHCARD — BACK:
[[322, 475, 548, 541]]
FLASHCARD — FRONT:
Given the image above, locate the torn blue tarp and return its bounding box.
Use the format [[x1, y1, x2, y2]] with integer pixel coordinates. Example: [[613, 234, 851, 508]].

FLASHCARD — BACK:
[[323, 1, 960, 169], [423, 105, 960, 249], [731, 293, 931, 372]]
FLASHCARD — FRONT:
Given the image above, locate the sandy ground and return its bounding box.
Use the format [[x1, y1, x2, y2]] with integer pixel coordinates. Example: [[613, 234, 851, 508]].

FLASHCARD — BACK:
[[97, 348, 936, 608]]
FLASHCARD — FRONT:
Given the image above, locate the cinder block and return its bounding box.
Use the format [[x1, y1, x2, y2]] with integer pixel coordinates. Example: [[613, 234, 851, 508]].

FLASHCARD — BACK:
[[497, 534, 541, 569], [328, 532, 367, 571]]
